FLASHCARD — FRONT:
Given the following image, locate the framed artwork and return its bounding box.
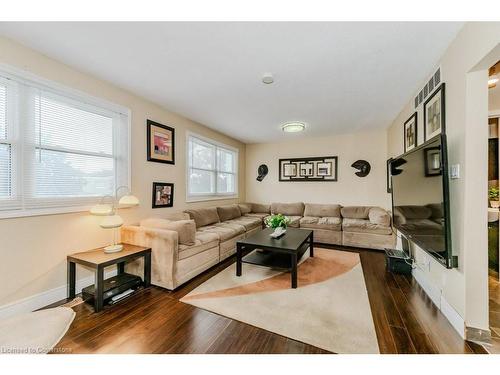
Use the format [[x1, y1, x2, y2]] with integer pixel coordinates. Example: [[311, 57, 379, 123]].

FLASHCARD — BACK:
[[424, 147, 442, 177], [299, 162, 314, 177], [404, 112, 418, 153], [147, 119, 175, 164], [386, 158, 392, 193], [152, 182, 174, 208], [282, 163, 297, 177], [279, 156, 338, 182], [317, 162, 332, 177], [423, 83, 445, 141]]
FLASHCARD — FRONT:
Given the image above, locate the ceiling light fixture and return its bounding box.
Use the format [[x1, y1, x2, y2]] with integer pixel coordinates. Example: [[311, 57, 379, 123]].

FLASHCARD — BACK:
[[489, 74, 499, 88], [282, 122, 306, 133], [262, 73, 274, 84]]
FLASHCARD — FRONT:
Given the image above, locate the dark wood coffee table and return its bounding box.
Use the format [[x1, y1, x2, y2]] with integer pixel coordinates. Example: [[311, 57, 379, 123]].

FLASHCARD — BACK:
[[236, 227, 313, 288]]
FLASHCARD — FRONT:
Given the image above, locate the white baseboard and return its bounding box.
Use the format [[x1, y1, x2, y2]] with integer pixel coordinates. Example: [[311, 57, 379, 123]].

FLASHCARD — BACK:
[[0, 269, 117, 320], [412, 267, 465, 338]]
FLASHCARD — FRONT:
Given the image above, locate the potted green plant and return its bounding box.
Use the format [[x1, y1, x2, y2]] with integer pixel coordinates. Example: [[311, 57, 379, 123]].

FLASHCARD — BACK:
[[264, 214, 291, 237], [490, 187, 500, 208]]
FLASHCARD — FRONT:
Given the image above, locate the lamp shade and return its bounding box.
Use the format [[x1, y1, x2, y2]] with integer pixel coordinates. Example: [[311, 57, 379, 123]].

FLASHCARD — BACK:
[[118, 194, 140, 206], [89, 203, 114, 216], [99, 214, 124, 229]]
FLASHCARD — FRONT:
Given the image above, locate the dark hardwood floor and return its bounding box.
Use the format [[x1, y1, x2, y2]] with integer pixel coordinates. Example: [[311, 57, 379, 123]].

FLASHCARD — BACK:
[[52, 246, 486, 354]]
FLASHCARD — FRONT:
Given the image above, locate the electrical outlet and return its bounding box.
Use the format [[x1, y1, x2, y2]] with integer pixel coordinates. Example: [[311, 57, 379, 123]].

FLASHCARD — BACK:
[[450, 164, 460, 179]]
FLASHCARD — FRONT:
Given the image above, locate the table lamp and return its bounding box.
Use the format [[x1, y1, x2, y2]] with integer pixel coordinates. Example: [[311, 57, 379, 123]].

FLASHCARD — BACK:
[[90, 186, 140, 253]]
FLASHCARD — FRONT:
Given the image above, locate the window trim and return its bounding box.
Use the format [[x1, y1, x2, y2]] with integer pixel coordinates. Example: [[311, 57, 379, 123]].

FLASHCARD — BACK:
[[0, 64, 131, 219], [186, 131, 239, 203]]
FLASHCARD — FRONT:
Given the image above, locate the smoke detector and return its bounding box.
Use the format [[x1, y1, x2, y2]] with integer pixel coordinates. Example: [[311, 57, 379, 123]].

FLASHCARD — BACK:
[[262, 73, 274, 84]]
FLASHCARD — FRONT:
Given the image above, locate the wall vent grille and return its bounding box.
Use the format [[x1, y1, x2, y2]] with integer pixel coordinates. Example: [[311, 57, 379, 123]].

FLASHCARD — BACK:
[[414, 67, 441, 109]]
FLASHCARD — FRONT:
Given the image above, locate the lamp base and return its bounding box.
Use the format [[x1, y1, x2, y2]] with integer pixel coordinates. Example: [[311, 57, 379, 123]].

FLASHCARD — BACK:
[[104, 244, 124, 254]]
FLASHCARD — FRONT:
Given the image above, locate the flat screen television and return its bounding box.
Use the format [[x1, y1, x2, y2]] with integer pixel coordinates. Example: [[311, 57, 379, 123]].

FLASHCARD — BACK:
[[390, 134, 457, 268]]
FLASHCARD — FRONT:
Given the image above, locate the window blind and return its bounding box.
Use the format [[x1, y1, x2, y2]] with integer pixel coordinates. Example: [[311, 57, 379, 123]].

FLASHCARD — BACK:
[[187, 134, 237, 199], [0, 70, 130, 215]]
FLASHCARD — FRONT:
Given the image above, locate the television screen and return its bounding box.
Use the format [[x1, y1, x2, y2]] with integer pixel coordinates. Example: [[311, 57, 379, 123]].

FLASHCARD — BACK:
[[391, 134, 455, 268]]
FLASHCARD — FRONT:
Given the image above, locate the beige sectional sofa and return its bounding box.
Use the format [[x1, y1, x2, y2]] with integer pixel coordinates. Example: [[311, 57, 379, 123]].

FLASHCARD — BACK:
[[121, 202, 395, 290]]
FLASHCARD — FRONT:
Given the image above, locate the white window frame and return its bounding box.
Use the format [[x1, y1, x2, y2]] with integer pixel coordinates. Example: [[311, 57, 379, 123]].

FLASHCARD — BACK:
[[186, 131, 239, 202], [0, 64, 131, 219]]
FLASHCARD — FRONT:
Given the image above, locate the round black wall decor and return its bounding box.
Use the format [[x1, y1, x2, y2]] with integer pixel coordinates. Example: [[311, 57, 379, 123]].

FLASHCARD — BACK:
[[256, 164, 269, 182], [351, 160, 371, 177]]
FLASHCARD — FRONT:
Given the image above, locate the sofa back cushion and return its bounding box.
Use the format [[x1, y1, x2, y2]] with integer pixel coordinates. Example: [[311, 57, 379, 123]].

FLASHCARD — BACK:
[[368, 207, 391, 226], [304, 203, 341, 218], [250, 203, 271, 213], [185, 207, 220, 228], [238, 203, 252, 214], [140, 218, 196, 245], [271, 202, 305, 216], [217, 204, 242, 222], [426, 203, 444, 219], [341, 206, 371, 219]]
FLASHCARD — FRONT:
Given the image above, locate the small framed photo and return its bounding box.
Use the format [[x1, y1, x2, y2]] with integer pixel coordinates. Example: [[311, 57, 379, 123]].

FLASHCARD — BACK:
[[299, 162, 314, 177], [283, 163, 297, 177], [404, 112, 418, 153], [424, 83, 445, 141], [152, 182, 174, 208], [147, 119, 175, 164], [424, 147, 442, 177], [317, 162, 332, 177]]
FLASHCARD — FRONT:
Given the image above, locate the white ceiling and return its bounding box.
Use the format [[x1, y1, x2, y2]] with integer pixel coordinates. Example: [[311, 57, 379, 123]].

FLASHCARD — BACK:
[[0, 22, 463, 143]]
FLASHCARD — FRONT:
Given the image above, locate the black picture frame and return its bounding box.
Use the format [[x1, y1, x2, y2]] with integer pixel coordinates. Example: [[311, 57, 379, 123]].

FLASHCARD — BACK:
[[424, 146, 442, 177], [147, 119, 175, 165], [403, 112, 418, 153], [423, 83, 446, 142], [152, 182, 174, 208], [279, 156, 338, 182], [386, 158, 393, 193]]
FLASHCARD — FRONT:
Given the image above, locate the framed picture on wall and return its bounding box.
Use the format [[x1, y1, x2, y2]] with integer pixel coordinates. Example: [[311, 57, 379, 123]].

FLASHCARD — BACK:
[[317, 162, 332, 177], [152, 182, 174, 208], [403, 112, 418, 153], [299, 162, 314, 177], [282, 163, 297, 177], [147, 119, 175, 164], [423, 83, 445, 141]]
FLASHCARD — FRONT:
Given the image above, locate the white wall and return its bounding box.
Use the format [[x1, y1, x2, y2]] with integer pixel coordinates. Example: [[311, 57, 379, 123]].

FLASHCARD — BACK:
[[245, 129, 390, 209], [0, 36, 246, 310], [387, 23, 500, 335]]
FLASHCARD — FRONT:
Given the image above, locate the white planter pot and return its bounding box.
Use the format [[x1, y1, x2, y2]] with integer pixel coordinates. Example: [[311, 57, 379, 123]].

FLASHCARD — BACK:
[[491, 200, 500, 209]]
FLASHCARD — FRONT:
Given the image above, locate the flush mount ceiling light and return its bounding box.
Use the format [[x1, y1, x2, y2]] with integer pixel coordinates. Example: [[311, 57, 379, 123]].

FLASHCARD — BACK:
[[489, 63, 499, 89], [282, 122, 306, 133], [262, 73, 274, 84]]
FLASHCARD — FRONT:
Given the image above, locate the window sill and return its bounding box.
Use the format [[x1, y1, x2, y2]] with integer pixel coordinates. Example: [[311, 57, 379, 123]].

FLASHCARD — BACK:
[[0, 205, 94, 219], [186, 195, 239, 204]]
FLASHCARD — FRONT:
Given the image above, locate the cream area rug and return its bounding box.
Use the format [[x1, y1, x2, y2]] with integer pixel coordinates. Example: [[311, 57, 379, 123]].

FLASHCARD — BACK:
[[181, 248, 379, 354], [0, 307, 75, 354]]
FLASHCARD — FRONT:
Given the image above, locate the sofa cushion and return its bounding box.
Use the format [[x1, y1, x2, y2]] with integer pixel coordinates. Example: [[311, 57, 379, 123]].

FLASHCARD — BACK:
[[426, 203, 444, 219], [368, 207, 390, 226], [139, 218, 196, 245], [341, 206, 371, 219], [185, 207, 220, 228], [271, 202, 305, 216], [198, 222, 245, 242], [286, 215, 301, 228], [225, 216, 262, 231], [178, 231, 219, 260], [244, 212, 269, 219], [251, 203, 271, 214], [217, 204, 241, 222], [342, 218, 392, 235], [299, 216, 342, 231], [304, 203, 341, 218], [238, 203, 252, 214]]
